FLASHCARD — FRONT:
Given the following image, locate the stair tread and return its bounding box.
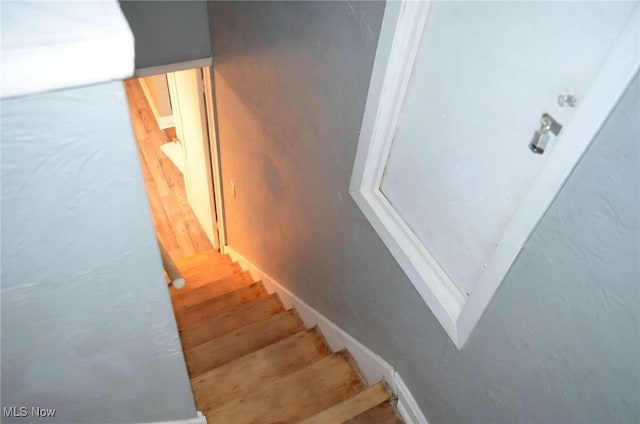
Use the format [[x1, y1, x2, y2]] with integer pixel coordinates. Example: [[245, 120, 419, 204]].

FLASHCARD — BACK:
[[171, 271, 253, 309], [204, 351, 366, 424], [192, 326, 330, 411], [174, 249, 228, 270], [175, 251, 232, 279], [168, 253, 404, 423], [185, 308, 306, 377], [299, 382, 390, 424], [175, 282, 267, 326], [170, 261, 241, 293], [345, 401, 404, 424], [179, 294, 285, 350]]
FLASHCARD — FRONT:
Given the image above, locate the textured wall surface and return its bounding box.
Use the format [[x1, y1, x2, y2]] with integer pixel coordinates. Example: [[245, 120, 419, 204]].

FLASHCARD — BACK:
[[208, 1, 639, 422], [120, 1, 211, 70], [1, 82, 196, 423]]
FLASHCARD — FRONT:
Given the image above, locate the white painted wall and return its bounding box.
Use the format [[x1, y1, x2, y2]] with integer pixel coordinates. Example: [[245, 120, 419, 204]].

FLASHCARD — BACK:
[[140, 75, 174, 129], [1, 81, 197, 424], [151, 75, 173, 117], [379, 1, 635, 295]]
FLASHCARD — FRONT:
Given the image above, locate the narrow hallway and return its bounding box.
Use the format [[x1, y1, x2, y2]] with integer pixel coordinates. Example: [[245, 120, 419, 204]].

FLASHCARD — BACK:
[[124, 78, 212, 261], [122, 77, 402, 423]]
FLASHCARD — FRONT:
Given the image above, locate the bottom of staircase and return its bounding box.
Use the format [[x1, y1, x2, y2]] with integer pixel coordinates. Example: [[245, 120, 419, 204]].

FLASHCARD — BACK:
[[171, 249, 402, 423]]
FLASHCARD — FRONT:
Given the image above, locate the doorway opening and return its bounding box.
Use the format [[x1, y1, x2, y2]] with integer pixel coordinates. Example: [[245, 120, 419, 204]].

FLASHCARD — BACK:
[[123, 66, 224, 263]]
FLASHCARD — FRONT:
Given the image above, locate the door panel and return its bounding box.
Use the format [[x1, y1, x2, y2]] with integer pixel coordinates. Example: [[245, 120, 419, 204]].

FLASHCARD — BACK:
[[379, 2, 636, 294]]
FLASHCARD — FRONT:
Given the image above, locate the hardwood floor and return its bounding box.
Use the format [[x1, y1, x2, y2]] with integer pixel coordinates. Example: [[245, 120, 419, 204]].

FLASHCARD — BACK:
[[123, 79, 212, 261]]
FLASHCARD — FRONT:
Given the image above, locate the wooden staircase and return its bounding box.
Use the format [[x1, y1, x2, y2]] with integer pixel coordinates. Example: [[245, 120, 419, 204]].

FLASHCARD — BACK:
[[169, 249, 403, 424]]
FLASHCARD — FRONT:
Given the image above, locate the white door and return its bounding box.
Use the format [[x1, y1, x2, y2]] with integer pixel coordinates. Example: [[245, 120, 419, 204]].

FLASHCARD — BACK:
[[381, 2, 637, 295], [167, 68, 219, 250], [351, 1, 639, 347]]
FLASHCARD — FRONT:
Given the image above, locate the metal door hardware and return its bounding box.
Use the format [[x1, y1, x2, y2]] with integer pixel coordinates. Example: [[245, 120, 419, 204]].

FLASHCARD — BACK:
[[558, 94, 578, 108], [529, 113, 562, 155]]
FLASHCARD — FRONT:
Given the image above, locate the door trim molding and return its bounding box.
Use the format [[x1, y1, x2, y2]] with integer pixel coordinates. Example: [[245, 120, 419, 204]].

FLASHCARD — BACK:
[[166, 68, 218, 249], [134, 57, 213, 78], [203, 66, 227, 252], [350, 1, 640, 348]]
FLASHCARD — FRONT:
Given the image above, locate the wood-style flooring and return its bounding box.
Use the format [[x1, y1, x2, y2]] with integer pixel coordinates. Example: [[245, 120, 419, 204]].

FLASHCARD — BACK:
[[124, 79, 212, 261], [124, 77, 403, 423], [170, 250, 404, 423]]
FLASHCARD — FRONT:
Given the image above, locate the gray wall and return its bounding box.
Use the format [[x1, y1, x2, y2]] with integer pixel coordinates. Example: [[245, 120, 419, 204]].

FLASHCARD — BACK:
[[1, 82, 196, 423], [120, 1, 211, 70], [208, 2, 640, 423]]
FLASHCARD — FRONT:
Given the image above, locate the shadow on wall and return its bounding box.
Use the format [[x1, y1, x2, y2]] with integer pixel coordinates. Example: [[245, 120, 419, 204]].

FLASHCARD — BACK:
[[119, 0, 211, 69], [206, 0, 391, 319]]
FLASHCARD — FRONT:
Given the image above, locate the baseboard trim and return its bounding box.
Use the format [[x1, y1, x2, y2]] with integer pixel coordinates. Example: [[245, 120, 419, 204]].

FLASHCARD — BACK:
[[138, 78, 175, 131], [225, 245, 427, 424], [394, 372, 429, 424], [158, 115, 175, 130], [139, 411, 207, 424]]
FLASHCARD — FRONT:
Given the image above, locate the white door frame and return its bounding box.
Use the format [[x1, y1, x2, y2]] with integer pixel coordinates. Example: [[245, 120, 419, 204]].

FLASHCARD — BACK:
[[350, 1, 640, 348], [166, 66, 226, 252], [202, 66, 227, 253]]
